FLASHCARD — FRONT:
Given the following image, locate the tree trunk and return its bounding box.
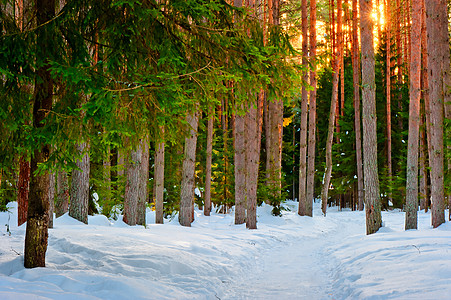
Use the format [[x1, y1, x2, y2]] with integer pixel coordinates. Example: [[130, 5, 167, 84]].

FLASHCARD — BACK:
[[24, 0, 55, 268], [405, 0, 422, 230], [386, 0, 393, 204], [55, 167, 69, 217], [246, 95, 262, 229], [204, 108, 214, 216], [321, 0, 342, 216], [48, 172, 55, 228], [420, 0, 430, 213], [419, 114, 427, 211], [17, 156, 30, 226], [137, 136, 149, 226], [298, 0, 309, 216], [103, 145, 111, 204], [234, 109, 246, 224], [425, 0, 447, 228], [352, 0, 364, 211], [123, 144, 142, 226], [305, 0, 317, 217], [155, 130, 165, 224], [266, 0, 283, 202], [180, 111, 199, 227], [360, 0, 382, 235], [69, 142, 90, 224]]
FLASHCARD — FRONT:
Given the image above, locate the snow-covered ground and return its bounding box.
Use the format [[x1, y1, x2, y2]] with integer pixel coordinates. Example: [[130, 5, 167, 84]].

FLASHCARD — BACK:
[[1, 201, 450, 299]]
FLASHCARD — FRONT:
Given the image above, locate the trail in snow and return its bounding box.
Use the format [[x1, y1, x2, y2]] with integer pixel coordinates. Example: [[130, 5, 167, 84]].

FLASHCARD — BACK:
[[221, 204, 363, 300]]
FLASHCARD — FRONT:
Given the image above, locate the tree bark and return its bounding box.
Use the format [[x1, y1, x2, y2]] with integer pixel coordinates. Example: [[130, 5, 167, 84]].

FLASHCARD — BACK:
[[123, 144, 142, 226], [204, 108, 214, 216], [180, 111, 199, 227], [425, 0, 447, 228], [386, 0, 393, 204], [48, 172, 55, 228], [17, 156, 30, 226], [155, 130, 165, 224], [24, 0, 55, 268], [360, 0, 382, 235], [246, 95, 262, 229], [298, 0, 309, 216], [352, 0, 364, 211], [305, 0, 317, 217], [55, 167, 69, 217], [266, 0, 283, 202], [420, 0, 430, 213], [234, 109, 246, 224], [69, 142, 90, 224], [321, 0, 342, 216], [137, 136, 149, 226], [405, 0, 422, 230]]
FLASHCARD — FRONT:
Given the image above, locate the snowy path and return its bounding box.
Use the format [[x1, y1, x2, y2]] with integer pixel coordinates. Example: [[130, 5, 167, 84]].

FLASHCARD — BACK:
[[221, 206, 361, 300]]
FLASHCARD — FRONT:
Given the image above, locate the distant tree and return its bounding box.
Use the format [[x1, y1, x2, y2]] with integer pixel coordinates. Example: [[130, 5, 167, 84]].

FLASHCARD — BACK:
[[180, 111, 199, 227], [305, 0, 317, 217], [55, 168, 69, 217], [298, 0, 309, 216], [352, 0, 364, 211], [69, 141, 90, 224], [137, 136, 150, 226], [204, 109, 214, 217], [155, 128, 165, 224], [17, 157, 30, 226], [321, 0, 342, 216]]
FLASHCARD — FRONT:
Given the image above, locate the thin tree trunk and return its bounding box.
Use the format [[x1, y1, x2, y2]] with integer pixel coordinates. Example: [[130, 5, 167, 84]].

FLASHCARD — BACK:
[[137, 136, 149, 226], [425, 0, 447, 228], [352, 0, 364, 211], [266, 0, 283, 202], [48, 172, 55, 228], [69, 142, 90, 224], [246, 95, 262, 229], [386, 0, 393, 204], [421, 0, 430, 213], [396, 0, 403, 131], [305, 0, 317, 217], [234, 109, 246, 224], [298, 0, 309, 216], [321, 0, 342, 216], [180, 111, 199, 227], [17, 156, 30, 226], [360, 0, 382, 235], [204, 108, 214, 216], [103, 145, 111, 204], [155, 129, 165, 224], [24, 0, 55, 268], [419, 114, 427, 211], [405, 0, 422, 230]]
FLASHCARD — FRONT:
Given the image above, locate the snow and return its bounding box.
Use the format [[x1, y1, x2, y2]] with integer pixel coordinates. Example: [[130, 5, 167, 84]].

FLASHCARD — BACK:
[[1, 201, 450, 299]]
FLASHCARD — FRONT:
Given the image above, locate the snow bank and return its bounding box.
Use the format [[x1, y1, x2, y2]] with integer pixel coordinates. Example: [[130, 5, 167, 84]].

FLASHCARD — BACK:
[[1, 201, 450, 299]]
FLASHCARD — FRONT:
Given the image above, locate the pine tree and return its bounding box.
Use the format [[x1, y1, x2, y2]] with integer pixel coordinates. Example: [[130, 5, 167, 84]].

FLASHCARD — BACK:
[[425, 0, 447, 228], [24, 0, 55, 268], [405, 0, 422, 230], [360, 0, 382, 234], [180, 111, 199, 227]]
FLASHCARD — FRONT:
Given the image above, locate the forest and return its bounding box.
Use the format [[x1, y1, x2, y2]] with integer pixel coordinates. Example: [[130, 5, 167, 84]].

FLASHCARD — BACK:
[[1, 0, 450, 271]]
